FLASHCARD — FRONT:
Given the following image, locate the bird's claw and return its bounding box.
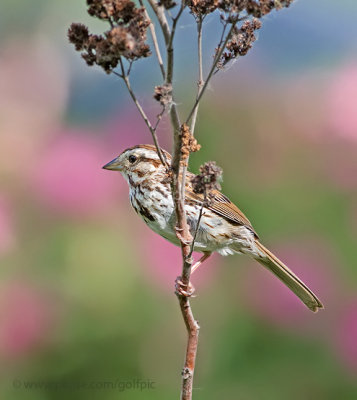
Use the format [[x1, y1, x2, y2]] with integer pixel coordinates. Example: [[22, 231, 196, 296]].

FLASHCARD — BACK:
[[175, 276, 196, 298]]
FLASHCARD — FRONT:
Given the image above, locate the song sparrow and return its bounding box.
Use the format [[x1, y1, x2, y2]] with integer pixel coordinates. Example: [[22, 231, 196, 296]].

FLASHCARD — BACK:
[[103, 144, 323, 312]]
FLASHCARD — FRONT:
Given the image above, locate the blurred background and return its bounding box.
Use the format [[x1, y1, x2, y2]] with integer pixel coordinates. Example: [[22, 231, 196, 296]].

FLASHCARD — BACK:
[[1, 0, 357, 399]]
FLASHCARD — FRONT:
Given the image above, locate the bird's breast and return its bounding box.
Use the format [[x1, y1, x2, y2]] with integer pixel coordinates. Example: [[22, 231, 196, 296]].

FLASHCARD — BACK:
[[129, 183, 176, 237]]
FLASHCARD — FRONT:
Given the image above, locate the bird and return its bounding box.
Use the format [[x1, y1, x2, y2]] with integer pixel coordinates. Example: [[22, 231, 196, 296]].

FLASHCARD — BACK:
[[103, 144, 323, 312]]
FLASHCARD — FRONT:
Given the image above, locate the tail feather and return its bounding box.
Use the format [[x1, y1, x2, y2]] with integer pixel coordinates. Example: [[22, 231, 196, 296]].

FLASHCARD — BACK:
[[254, 241, 323, 312]]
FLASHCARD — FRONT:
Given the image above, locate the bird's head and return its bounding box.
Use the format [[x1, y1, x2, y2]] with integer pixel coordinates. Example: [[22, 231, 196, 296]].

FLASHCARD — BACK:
[[103, 144, 170, 183]]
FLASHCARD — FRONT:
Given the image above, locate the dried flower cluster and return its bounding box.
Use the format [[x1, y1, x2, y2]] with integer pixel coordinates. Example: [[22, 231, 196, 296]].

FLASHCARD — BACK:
[[220, 18, 261, 66], [153, 84, 173, 107], [158, 0, 177, 9], [187, 0, 294, 68], [188, 0, 219, 16], [191, 161, 223, 201], [246, 0, 294, 17], [188, 0, 293, 17], [68, 0, 150, 73], [180, 124, 201, 165]]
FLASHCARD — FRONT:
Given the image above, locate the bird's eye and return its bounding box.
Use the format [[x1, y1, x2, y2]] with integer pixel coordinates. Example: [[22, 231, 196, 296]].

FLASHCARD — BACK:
[[128, 155, 137, 164]]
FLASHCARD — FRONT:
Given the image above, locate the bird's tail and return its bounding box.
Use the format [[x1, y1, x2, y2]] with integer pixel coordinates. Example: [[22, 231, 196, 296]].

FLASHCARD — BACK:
[[254, 241, 323, 312]]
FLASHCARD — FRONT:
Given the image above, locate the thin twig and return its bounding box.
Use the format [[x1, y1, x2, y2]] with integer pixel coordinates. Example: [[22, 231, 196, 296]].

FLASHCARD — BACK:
[[189, 15, 204, 135], [147, 0, 171, 45], [178, 296, 200, 400], [166, 0, 189, 263], [180, 15, 204, 201], [126, 60, 133, 76], [112, 70, 123, 79], [165, 1, 184, 181], [166, 2, 185, 84], [116, 58, 169, 169], [148, 1, 181, 170], [189, 200, 205, 257], [185, 20, 237, 125], [140, 0, 166, 80], [154, 106, 166, 131], [217, 18, 228, 55], [179, 11, 216, 258]]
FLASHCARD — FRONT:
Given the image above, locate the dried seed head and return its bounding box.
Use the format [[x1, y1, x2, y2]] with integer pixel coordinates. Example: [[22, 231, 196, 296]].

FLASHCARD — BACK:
[[217, 17, 262, 68], [188, 0, 219, 16], [180, 124, 201, 165], [218, 0, 294, 17], [158, 0, 177, 9], [191, 161, 223, 201], [153, 84, 173, 107], [215, 0, 294, 68], [218, 0, 247, 14], [188, 0, 293, 18], [68, 23, 90, 51], [87, 0, 110, 19], [69, 0, 151, 73], [86, 0, 136, 21], [246, 0, 294, 17]]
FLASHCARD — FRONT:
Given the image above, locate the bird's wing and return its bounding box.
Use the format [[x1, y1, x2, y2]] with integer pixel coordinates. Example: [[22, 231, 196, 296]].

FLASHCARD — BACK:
[[185, 177, 258, 238]]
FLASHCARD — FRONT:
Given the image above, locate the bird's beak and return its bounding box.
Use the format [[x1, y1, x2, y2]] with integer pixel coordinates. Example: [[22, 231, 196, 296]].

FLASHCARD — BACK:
[[102, 156, 122, 171]]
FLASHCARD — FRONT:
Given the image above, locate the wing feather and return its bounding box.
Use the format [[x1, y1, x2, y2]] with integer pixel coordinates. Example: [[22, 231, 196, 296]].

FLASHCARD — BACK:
[[185, 174, 258, 238]]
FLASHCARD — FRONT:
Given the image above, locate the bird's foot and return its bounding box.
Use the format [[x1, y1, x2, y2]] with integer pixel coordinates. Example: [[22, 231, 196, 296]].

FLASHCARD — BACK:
[[175, 276, 195, 298]]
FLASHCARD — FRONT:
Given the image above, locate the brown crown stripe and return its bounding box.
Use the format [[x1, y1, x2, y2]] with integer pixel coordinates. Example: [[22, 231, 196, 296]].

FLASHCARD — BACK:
[[122, 144, 172, 160], [139, 156, 162, 168]]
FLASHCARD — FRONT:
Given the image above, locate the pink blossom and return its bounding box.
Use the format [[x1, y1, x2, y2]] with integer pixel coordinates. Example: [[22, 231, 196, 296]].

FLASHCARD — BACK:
[[0, 281, 55, 359], [0, 38, 68, 177], [326, 62, 357, 142], [32, 132, 121, 217]]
